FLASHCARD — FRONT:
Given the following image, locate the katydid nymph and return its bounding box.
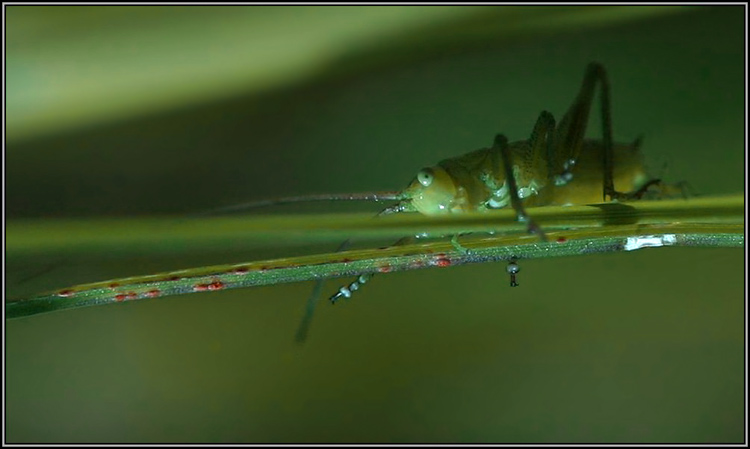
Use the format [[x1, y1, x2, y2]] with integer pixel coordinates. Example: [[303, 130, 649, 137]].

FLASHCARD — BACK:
[[217, 62, 681, 342]]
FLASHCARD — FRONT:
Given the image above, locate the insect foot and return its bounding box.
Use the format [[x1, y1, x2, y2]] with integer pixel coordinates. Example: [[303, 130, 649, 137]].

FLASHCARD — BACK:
[[506, 258, 520, 287], [450, 234, 472, 255], [329, 273, 373, 304], [608, 178, 662, 201]]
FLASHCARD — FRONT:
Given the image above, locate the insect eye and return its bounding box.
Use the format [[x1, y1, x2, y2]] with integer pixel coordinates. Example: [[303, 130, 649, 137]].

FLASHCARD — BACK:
[[417, 168, 434, 187]]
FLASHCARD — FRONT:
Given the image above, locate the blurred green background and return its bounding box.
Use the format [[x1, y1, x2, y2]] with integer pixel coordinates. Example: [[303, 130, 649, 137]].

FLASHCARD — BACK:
[[5, 5, 745, 443]]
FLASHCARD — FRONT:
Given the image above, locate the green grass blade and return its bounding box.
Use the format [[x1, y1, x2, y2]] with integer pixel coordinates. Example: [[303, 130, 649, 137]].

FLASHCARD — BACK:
[[5, 194, 744, 319]]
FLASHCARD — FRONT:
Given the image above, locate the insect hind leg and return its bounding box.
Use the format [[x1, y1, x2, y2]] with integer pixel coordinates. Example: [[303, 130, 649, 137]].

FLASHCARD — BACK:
[[587, 63, 659, 202], [638, 179, 697, 201], [554, 62, 653, 202], [640, 148, 697, 200]]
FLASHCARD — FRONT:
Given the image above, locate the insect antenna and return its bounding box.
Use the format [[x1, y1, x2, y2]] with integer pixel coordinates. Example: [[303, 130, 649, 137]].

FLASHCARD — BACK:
[[195, 191, 404, 216], [191, 189, 404, 342]]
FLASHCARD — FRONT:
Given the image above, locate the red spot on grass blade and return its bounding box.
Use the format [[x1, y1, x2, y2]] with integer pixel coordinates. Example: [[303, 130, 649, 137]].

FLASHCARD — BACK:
[[193, 283, 209, 292], [434, 254, 452, 267], [378, 264, 392, 273], [434, 257, 452, 267], [207, 281, 225, 291]]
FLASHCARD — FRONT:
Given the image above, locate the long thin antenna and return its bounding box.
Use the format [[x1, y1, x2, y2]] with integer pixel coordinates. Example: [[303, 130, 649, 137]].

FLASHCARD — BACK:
[[196, 191, 403, 216]]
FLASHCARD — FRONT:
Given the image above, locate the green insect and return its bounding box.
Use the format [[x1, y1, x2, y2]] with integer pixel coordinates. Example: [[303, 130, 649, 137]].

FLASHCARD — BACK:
[[216, 62, 681, 342]]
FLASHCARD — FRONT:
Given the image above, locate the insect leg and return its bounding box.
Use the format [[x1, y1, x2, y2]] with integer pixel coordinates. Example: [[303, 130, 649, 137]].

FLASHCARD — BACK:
[[551, 63, 604, 194], [294, 239, 352, 343], [507, 257, 520, 287], [494, 134, 548, 241], [329, 273, 376, 304], [450, 234, 471, 254], [555, 62, 661, 201], [326, 202, 413, 305], [528, 110, 558, 183], [329, 235, 414, 304], [294, 278, 326, 344]]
